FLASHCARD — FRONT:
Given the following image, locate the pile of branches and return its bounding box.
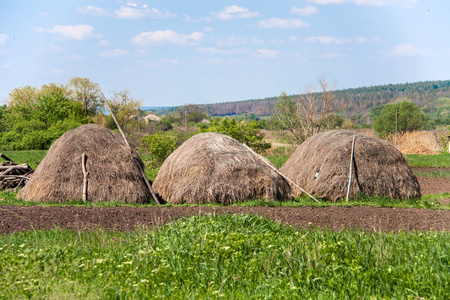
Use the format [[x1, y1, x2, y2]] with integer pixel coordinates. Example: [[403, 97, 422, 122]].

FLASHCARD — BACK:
[[0, 153, 34, 191]]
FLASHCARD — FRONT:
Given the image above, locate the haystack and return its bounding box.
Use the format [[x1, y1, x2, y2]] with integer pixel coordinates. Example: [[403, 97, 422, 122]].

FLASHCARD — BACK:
[[152, 132, 291, 204], [280, 130, 421, 201], [18, 124, 152, 203]]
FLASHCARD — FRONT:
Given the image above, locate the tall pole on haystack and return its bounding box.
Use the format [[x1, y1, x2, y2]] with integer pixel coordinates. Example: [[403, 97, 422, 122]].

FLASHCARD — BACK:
[[101, 92, 161, 205], [346, 135, 356, 202], [241, 143, 320, 203]]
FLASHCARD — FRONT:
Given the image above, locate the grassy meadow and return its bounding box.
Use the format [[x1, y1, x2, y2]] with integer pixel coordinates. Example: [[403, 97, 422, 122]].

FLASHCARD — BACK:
[[1, 214, 450, 299], [1, 149, 450, 299]]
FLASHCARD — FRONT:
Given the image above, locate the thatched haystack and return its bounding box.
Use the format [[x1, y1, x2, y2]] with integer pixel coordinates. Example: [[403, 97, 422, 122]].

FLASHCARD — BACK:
[[152, 132, 291, 204], [280, 130, 421, 201], [18, 124, 152, 203]]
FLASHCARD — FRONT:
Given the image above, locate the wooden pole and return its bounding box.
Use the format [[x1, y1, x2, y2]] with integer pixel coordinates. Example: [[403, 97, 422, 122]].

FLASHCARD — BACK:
[[100, 92, 161, 205], [346, 135, 356, 202], [82, 153, 89, 202], [241, 143, 320, 203]]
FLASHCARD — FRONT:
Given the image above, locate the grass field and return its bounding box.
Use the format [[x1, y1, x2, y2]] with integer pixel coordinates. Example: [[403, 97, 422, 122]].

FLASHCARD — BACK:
[[1, 214, 449, 299], [1, 150, 450, 299]]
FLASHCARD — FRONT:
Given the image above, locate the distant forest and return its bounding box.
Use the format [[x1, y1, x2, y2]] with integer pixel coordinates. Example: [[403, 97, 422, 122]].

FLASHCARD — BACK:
[[150, 80, 450, 125]]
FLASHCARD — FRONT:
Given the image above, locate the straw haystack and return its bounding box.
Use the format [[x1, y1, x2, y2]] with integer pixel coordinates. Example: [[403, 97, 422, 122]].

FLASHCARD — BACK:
[[18, 124, 152, 203], [152, 132, 291, 204], [280, 130, 421, 201]]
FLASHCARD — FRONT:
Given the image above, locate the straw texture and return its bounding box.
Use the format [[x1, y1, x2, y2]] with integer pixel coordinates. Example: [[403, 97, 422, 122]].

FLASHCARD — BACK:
[[280, 130, 421, 201], [153, 132, 291, 204], [18, 124, 151, 203]]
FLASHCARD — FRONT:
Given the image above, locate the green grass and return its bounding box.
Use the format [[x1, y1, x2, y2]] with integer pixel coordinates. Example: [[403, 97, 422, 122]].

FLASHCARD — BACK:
[[405, 153, 450, 168], [266, 155, 289, 168], [414, 170, 450, 179], [2, 190, 449, 210], [1, 150, 47, 169], [1, 214, 449, 299]]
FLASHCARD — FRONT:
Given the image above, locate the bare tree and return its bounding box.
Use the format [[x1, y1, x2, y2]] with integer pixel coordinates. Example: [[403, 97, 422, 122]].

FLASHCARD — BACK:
[[273, 76, 337, 145]]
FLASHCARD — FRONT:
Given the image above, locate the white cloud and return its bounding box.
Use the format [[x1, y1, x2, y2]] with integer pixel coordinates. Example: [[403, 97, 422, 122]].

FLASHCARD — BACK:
[[306, 36, 352, 44], [77, 5, 175, 19], [291, 6, 319, 16], [0, 62, 11, 68], [140, 58, 180, 68], [30, 26, 45, 33], [114, 6, 176, 19], [51, 68, 66, 76], [212, 5, 260, 20], [48, 25, 101, 41], [383, 43, 431, 57], [197, 47, 232, 54], [254, 49, 279, 59], [257, 18, 310, 29], [184, 15, 213, 22], [308, 0, 417, 7], [198, 47, 248, 55], [355, 36, 380, 43], [97, 40, 111, 47], [49, 44, 64, 51], [215, 36, 248, 47], [323, 52, 344, 58], [0, 33, 8, 45], [131, 30, 204, 46], [99, 49, 129, 57], [197, 58, 242, 66], [76, 6, 112, 17]]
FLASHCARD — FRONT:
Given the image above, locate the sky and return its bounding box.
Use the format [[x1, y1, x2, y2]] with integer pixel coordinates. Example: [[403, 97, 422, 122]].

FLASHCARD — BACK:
[[1, 0, 449, 107]]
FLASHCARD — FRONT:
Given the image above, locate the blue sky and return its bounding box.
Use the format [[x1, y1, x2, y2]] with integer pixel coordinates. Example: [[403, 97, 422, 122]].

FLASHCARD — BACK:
[[1, 0, 449, 106]]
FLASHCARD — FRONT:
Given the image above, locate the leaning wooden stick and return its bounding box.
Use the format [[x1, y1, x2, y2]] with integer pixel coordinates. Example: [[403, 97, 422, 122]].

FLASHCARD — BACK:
[[100, 92, 161, 205], [82, 153, 89, 202], [241, 143, 320, 203], [346, 135, 356, 202]]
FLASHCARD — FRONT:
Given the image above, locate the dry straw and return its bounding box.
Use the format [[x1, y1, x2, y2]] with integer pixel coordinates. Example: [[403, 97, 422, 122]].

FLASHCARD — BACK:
[[280, 130, 421, 201], [153, 132, 292, 204], [18, 124, 152, 203]]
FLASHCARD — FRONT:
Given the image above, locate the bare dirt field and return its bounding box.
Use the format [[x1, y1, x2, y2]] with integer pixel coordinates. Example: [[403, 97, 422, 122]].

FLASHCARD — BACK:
[[1, 171, 449, 235]]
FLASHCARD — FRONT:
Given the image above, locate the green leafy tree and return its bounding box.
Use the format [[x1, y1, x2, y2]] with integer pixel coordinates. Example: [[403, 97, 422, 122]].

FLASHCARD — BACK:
[[0, 92, 87, 150], [372, 101, 429, 137], [67, 77, 103, 115], [7, 86, 39, 106], [140, 132, 178, 166], [199, 117, 271, 154], [105, 90, 142, 129]]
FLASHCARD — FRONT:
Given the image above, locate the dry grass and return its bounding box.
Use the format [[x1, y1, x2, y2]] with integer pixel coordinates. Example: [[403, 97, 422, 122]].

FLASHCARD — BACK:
[[387, 131, 447, 154], [153, 132, 291, 204], [18, 124, 152, 203], [280, 129, 421, 201]]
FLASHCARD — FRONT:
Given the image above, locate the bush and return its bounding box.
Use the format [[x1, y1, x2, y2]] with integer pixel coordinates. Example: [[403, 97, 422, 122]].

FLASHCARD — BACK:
[[199, 117, 271, 154], [140, 132, 178, 166]]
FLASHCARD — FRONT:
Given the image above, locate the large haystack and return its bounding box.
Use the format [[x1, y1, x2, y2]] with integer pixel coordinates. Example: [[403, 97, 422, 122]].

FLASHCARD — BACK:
[[152, 132, 291, 204], [280, 130, 421, 201], [18, 124, 151, 203]]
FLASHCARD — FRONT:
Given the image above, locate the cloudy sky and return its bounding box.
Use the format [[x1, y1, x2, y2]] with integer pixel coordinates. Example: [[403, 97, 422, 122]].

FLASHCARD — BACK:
[[0, 0, 448, 106]]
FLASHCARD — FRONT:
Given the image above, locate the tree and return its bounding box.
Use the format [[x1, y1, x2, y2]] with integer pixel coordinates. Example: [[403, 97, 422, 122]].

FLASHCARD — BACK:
[[372, 100, 429, 137], [105, 90, 142, 129], [67, 77, 103, 115], [272, 76, 337, 145], [7, 86, 39, 106], [199, 117, 271, 153], [140, 132, 178, 166]]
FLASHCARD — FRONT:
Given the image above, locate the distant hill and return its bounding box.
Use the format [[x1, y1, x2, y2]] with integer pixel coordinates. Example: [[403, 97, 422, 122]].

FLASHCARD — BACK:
[[146, 80, 450, 125], [200, 80, 450, 124]]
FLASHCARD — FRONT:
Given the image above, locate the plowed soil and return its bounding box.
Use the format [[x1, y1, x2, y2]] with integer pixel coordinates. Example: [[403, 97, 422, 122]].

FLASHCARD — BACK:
[[1, 172, 449, 235]]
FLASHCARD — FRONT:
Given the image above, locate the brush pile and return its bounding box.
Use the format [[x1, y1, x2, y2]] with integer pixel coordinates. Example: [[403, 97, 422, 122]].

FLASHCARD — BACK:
[[0, 153, 34, 190]]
